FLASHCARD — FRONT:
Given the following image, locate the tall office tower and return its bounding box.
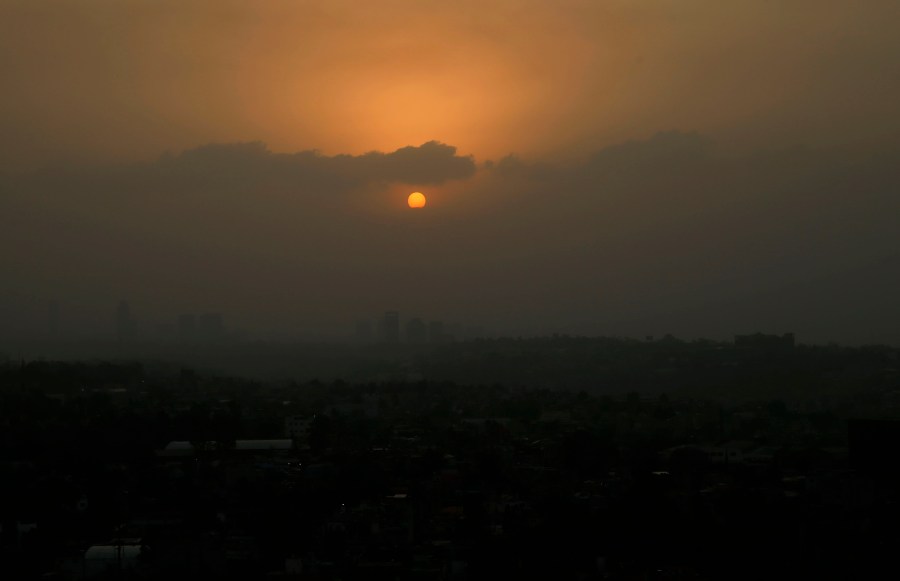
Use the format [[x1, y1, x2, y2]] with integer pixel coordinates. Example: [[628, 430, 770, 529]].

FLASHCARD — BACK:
[[428, 320, 445, 344], [115, 301, 137, 343], [177, 314, 196, 342], [380, 311, 400, 344], [405, 317, 427, 344], [47, 301, 59, 339], [355, 319, 372, 343], [465, 326, 486, 340], [197, 313, 225, 342]]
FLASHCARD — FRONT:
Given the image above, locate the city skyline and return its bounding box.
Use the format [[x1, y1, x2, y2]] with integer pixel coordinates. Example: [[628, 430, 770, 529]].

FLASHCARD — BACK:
[[2, 3, 899, 577]]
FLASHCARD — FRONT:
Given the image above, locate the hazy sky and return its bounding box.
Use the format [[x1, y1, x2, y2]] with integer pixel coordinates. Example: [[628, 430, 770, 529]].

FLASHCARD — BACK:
[[2, 1, 899, 344]]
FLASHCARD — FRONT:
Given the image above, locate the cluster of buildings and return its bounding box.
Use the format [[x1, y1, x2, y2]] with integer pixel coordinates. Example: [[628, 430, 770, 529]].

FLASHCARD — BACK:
[[114, 300, 229, 345], [355, 311, 485, 345], [3, 343, 900, 578]]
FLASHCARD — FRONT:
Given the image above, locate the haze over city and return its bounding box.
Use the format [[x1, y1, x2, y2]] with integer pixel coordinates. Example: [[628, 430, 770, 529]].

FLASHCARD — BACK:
[[2, 0, 899, 347], [7, 3, 900, 580]]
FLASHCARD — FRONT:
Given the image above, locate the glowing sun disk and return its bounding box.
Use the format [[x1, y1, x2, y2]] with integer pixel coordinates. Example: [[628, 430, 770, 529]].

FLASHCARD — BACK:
[[408, 192, 426, 208]]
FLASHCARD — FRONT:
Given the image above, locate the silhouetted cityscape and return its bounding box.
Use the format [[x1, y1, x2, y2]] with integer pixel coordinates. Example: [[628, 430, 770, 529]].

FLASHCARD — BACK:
[[3, 1, 900, 579], [3, 333, 900, 578]]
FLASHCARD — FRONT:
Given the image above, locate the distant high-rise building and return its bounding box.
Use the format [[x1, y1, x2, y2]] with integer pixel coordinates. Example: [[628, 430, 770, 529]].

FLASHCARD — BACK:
[[197, 313, 225, 342], [428, 320, 445, 344], [464, 326, 485, 340], [177, 314, 196, 342], [734, 332, 794, 350], [355, 319, 372, 343], [379, 311, 400, 344], [406, 317, 427, 344], [115, 301, 137, 343], [47, 301, 59, 339]]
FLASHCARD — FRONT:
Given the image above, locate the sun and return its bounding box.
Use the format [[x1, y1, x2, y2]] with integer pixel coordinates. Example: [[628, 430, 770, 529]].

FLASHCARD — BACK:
[[407, 192, 426, 208]]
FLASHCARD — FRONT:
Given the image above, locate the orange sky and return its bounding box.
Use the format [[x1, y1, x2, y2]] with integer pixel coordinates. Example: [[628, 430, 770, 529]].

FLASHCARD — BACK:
[[2, 0, 898, 169]]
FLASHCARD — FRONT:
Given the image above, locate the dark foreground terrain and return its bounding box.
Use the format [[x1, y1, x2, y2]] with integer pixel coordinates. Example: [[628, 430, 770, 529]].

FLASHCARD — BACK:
[[2, 337, 899, 579]]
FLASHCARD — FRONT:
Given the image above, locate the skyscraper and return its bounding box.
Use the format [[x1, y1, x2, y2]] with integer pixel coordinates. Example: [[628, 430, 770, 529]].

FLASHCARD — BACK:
[[115, 301, 137, 343], [197, 313, 225, 343], [355, 319, 372, 343], [379, 311, 400, 344], [47, 300, 59, 339], [177, 314, 196, 343], [428, 320, 445, 344], [406, 317, 427, 344]]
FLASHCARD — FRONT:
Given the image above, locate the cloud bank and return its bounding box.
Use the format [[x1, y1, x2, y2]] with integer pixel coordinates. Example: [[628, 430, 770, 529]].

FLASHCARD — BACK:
[[2, 133, 899, 345]]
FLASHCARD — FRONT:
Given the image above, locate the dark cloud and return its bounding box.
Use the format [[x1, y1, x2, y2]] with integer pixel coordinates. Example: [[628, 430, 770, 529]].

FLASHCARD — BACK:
[[4, 140, 475, 195], [0, 140, 476, 337], [582, 131, 713, 174], [2, 133, 900, 345], [355, 141, 477, 184], [161, 140, 475, 186], [467, 131, 900, 343], [0, 140, 476, 219]]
